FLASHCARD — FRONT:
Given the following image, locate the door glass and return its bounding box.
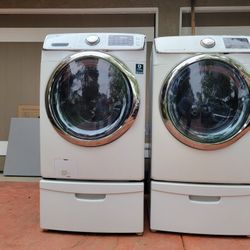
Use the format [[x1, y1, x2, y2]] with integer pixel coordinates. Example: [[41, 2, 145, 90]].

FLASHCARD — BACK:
[[162, 58, 250, 144], [48, 56, 133, 140]]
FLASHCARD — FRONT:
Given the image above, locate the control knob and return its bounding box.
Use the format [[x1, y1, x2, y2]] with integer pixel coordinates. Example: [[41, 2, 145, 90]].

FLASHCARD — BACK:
[[86, 35, 100, 45], [200, 38, 216, 48]]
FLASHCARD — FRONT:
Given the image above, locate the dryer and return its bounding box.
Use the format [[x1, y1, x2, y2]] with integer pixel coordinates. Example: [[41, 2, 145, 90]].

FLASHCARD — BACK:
[[150, 36, 250, 235], [40, 33, 146, 233]]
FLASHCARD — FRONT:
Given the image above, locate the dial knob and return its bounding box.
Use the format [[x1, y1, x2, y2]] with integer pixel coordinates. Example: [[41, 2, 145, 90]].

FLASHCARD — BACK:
[[86, 35, 100, 45], [200, 38, 216, 48]]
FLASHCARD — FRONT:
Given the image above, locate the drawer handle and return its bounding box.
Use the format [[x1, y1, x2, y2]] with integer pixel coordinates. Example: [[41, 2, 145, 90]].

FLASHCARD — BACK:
[[75, 193, 106, 201], [189, 195, 221, 203]]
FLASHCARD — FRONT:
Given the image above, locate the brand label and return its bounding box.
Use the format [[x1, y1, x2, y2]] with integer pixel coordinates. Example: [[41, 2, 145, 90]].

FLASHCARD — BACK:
[[136, 64, 144, 74]]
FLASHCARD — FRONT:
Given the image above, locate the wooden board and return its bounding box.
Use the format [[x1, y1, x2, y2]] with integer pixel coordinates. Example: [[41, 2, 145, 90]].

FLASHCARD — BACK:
[[18, 105, 39, 118]]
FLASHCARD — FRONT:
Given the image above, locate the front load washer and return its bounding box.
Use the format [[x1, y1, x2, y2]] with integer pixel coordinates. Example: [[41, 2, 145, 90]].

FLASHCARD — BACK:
[[150, 36, 250, 235], [40, 33, 146, 233]]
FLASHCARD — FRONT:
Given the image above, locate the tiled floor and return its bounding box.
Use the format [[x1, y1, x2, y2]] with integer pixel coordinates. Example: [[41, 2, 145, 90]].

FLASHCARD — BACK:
[[1, 180, 250, 250]]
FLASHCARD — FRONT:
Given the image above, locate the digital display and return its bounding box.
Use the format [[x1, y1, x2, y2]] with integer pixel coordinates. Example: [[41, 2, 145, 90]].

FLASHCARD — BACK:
[[223, 38, 250, 49], [108, 35, 134, 46]]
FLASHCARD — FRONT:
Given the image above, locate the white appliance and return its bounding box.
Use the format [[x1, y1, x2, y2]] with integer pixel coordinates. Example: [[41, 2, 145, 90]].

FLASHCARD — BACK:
[[150, 36, 250, 235], [40, 33, 146, 233]]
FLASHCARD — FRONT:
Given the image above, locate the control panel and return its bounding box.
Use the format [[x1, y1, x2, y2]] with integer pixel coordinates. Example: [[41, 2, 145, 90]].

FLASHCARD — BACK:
[[155, 35, 250, 53], [43, 33, 145, 51]]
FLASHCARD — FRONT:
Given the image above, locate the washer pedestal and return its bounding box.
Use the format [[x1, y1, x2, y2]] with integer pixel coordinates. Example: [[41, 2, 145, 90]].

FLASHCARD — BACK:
[[150, 181, 250, 235], [40, 180, 144, 233]]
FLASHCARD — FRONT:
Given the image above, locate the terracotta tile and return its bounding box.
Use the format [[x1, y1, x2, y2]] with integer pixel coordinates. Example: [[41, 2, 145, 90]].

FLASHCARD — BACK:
[[0, 181, 184, 250], [8, 180, 250, 250], [183, 235, 250, 250]]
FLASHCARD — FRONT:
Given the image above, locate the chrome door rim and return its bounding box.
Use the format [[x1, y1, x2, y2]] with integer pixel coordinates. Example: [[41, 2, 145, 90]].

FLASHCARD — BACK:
[[46, 51, 140, 147], [160, 54, 250, 150]]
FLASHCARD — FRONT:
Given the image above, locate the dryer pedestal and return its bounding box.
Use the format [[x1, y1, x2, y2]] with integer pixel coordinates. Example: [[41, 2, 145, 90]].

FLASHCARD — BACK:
[[40, 180, 144, 233], [150, 181, 250, 235]]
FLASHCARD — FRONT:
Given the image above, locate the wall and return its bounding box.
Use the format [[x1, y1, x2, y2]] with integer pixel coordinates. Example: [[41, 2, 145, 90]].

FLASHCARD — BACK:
[[0, 0, 250, 171], [0, 43, 41, 140]]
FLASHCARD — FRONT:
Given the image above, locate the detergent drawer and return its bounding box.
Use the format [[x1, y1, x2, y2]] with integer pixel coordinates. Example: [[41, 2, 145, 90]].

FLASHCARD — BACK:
[[40, 179, 144, 233], [150, 181, 250, 235]]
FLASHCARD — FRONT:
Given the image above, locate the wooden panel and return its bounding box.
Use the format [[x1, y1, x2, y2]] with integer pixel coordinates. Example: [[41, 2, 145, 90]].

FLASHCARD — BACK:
[[18, 105, 39, 118], [0, 156, 5, 172]]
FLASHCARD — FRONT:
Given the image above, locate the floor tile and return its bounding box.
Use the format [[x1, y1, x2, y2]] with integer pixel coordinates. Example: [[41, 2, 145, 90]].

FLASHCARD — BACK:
[[183, 235, 250, 250], [0, 181, 184, 250]]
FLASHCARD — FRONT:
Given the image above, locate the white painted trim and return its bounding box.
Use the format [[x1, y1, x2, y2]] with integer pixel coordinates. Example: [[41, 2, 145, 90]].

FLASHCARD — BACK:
[[181, 26, 250, 36], [154, 8, 159, 37], [0, 141, 8, 156], [180, 6, 250, 14], [0, 27, 154, 42], [0, 7, 158, 15]]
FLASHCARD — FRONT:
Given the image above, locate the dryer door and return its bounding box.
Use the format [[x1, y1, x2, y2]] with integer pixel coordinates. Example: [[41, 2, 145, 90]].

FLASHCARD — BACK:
[[46, 51, 139, 146], [160, 54, 250, 150]]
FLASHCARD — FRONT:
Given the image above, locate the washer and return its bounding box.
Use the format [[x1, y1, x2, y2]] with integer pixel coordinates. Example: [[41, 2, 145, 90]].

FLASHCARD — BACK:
[[150, 36, 250, 235], [40, 33, 146, 233]]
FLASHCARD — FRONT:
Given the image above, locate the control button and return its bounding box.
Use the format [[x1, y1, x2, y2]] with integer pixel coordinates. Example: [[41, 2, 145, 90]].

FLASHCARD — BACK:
[[200, 38, 216, 48], [86, 35, 100, 45]]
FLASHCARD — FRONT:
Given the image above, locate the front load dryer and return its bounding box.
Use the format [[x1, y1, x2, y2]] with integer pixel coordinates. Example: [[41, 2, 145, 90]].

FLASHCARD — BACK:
[[150, 36, 250, 235], [40, 33, 146, 233]]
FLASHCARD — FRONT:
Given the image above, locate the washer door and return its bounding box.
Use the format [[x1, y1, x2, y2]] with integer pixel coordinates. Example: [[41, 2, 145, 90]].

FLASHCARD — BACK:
[[46, 51, 139, 146], [160, 54, 250, 150]]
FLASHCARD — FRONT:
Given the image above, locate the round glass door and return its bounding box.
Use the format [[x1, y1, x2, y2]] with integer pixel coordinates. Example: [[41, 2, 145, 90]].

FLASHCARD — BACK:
[[46, 51, 139, 146], [160, 54, 250, 150]]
